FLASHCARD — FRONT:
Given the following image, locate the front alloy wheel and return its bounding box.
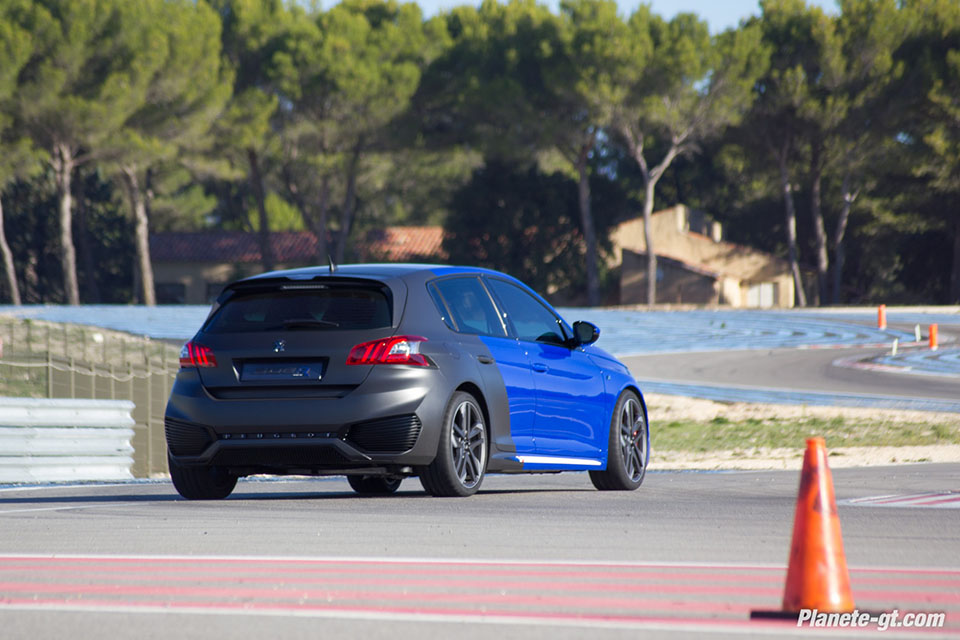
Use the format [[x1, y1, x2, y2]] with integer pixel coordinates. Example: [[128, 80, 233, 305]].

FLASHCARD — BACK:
[[590, 390, 648, 491], [420, 391, 488, 497]]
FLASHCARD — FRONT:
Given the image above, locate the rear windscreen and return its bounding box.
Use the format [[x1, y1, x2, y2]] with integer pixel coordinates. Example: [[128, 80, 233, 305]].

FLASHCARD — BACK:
[[202, 288, 392, 334]]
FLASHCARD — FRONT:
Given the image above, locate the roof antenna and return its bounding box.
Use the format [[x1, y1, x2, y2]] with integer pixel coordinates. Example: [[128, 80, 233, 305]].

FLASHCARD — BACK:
[[328, 254, 337, 273]]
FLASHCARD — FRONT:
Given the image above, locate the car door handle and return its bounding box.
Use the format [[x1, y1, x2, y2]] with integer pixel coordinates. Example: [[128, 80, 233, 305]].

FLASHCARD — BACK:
[[531, 363, 548, 373], [477, 355, 495, 364]]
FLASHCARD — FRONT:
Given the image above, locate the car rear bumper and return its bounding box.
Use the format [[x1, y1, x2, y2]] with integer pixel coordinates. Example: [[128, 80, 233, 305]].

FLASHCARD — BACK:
[[164, 366, 449, 473]]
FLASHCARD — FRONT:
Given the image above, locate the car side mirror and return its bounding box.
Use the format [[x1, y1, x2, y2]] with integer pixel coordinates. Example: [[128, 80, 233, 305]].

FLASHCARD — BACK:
[[572, 321, 600, 346]]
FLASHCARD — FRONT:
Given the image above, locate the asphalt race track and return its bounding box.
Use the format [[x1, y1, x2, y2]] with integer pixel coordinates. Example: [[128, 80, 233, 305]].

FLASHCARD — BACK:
[[0, 466, 958, 639]]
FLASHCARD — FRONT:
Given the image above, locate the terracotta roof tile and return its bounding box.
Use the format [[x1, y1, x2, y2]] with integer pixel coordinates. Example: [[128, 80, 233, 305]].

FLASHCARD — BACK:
[[150, 227, 445, 265], [355, 226, 447, 262]]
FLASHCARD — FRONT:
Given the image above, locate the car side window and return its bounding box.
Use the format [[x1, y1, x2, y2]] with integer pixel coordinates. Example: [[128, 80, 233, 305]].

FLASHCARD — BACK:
[[485, 278, 568, 346], [429, 277, 507, 337]]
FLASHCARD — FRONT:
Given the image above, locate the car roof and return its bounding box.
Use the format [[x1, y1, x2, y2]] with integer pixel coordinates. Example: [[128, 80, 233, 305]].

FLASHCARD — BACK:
[[240, 263, 513, 282]]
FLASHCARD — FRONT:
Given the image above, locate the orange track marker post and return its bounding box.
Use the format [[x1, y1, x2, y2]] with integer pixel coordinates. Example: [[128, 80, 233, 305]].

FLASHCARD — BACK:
[[751, 437, 855, 620], [930, 324, 939, 351], [877, 305, 887, 330]]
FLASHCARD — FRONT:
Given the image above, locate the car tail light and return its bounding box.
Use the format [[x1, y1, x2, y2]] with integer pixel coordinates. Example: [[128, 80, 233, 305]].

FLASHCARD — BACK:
[[179, 341, 217, 368], [346, 335, 430, 367]]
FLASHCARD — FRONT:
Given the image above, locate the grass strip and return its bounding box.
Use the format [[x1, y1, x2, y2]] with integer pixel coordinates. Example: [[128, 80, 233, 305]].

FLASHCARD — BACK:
[[654, 415, 960, 451]]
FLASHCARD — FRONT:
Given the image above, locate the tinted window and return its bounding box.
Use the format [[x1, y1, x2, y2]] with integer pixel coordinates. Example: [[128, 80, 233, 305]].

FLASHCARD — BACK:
[[429, 277, 506, 337], [486, 278, 567, 345], [203, 288, 391, 333]]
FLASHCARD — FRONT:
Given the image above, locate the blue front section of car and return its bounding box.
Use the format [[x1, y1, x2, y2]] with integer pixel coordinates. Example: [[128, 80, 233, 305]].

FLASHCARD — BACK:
[[431, 266, 646, 472], [524, 341, 607, 458], [478, 337, 643, 472], [431, 269, 646, 473]]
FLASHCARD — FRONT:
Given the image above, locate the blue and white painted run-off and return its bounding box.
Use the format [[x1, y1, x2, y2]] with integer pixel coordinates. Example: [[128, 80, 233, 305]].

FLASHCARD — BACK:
[[2, 305, 959, 411], [636, 378, 960, 414], [555, 308, 932, 356], [870, 346, 960, 378]]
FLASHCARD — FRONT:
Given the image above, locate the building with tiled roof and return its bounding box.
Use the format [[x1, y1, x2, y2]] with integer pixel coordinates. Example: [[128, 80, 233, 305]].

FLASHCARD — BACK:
[[149, 227, 445, 303], [611, 205, 796, 307]]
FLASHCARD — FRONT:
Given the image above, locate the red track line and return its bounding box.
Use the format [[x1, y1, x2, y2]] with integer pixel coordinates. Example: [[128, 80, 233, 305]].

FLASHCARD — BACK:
[[2, 577, 957, 609], [868, 494, 946, 505], [0, 580, 760, 614], [851, 589, 960, 606], [913, 495, 960, 506], [850, 567, 960, 576], [0, 596, 825, 633], [851, 577, 960, 589], [0, 573, 782, 599]]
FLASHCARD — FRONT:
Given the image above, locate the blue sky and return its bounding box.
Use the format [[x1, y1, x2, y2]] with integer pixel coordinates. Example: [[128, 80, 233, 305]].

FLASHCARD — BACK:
[[413, 0, 838, 33]]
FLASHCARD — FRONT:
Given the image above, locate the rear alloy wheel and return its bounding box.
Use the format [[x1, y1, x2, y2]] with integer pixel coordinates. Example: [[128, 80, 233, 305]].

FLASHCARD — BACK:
[[347, 475, 402, 495], [590, 391, 648, 491], [419, 391, 488, 497], [168, 453, 237, 500]]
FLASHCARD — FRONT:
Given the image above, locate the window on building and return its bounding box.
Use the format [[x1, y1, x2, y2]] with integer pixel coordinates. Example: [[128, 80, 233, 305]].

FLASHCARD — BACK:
[[155, 282, 186, 304]]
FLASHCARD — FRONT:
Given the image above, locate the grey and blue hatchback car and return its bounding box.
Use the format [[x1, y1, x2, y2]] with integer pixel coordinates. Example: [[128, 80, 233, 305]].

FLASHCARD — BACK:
[[165, 264, 650, 498]]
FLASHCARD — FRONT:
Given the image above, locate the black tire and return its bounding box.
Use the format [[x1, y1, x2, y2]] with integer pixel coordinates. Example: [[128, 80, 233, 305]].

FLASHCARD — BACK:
[[347, 475, 402, 495], [590, 390, 648, 491], [419, 391, 488, 497], [168, 452, 237, 500]]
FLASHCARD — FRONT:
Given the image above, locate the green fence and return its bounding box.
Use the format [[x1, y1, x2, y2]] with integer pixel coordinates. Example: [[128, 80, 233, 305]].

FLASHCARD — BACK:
[[0, 316, 179, 478]]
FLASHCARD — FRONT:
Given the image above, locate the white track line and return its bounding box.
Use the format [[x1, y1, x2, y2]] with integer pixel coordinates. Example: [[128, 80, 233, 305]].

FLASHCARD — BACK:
[[0, 503, 144, 515]]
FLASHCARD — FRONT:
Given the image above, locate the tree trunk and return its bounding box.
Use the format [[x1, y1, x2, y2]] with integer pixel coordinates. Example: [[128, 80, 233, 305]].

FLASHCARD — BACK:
[[831, 172, 856, 306], [619, 122, 685, 307], [778, 142, 807, 307], [833, 235, 845, 307], [951, 219, 960, 304], [0, 196, 20, 305], [575, 135, 600, 307], [247, 148, 275, 271], [54, 142, 80, 305], [642, 178, 657, 306], [122, 167, 156, 306], [809, 140, 829, 306], [334, 146, 362, 265]]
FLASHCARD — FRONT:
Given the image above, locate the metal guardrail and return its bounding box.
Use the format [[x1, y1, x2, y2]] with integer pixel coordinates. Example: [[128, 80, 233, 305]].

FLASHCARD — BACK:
[[0, 316, 179, 477], [0, 398, 135, 483]]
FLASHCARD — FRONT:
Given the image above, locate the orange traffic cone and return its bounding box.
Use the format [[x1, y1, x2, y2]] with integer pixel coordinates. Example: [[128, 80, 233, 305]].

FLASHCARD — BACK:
[[752, 437, 855, 619]]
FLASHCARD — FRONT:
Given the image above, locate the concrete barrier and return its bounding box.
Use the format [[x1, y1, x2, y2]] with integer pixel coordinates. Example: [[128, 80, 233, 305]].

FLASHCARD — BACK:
[[0, 398, 135, 482]]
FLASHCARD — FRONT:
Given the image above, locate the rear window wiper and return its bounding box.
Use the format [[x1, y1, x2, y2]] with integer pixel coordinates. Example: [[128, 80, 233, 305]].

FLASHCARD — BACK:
[[266, 318, 340, 330]]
